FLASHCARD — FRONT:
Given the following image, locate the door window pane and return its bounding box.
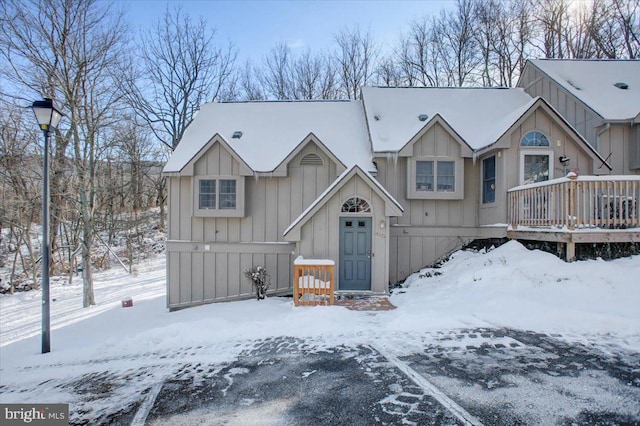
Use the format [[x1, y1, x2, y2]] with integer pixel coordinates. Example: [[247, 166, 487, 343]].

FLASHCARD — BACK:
[[199, 179, 216, 209], [437, 161, 455, 192], [416, 161, 433, 191], [523, 155, 550, 184]]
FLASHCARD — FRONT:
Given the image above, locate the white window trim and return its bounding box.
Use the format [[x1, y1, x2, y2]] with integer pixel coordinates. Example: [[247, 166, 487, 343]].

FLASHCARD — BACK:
[[519, 149, 554, 185], [407, 156, 464, 200], [193, 175, 245, 218]]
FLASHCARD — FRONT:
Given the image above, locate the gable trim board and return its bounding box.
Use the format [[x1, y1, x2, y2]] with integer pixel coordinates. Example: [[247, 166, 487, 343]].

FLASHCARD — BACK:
[[271, 133, 350, 177], [165, 133, 254, 176], [396, 114, 474, 158]]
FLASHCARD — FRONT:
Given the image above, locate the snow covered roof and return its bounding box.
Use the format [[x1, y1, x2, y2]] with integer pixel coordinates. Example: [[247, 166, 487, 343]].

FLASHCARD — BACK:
[[527, 59, 640, 121], [361, 86, 535, 152], [163, 100, 373, 174]]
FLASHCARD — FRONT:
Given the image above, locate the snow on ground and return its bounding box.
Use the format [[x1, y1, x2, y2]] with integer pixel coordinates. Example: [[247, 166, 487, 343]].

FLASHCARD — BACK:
[[1, 240, 639, 421]]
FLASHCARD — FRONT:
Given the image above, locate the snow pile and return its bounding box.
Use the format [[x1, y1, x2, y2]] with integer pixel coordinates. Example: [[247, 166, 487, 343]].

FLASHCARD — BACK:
[[391, 241, 640, 344]]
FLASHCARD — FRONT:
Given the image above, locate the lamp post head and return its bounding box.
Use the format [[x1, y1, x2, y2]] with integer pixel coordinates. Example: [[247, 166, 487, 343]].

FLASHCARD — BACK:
[[31, 98, 63, 131]]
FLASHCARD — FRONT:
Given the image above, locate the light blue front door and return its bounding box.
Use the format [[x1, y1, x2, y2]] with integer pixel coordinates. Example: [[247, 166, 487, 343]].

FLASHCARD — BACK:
[[339, 217, 372, 291]]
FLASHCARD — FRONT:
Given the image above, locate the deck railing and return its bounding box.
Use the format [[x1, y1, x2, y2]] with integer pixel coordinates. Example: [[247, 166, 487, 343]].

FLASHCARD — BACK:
[[293, 257, 335, 306], [508, 175, 640, 230]]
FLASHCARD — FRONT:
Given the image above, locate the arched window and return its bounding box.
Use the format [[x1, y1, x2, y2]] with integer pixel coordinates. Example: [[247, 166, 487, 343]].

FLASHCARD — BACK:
[[341, 197, 371, 213], [520, 131, 550, 147]]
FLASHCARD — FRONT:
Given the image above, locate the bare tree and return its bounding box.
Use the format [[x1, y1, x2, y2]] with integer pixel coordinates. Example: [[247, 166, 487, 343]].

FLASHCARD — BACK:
[[261, 43, 295, 100], [1, 0, 129, 307], [612, 0, 640, 58], [432, 0, 482, 86], [0, 102, 41, 292], [237, 61, 266, 101], [292, 50, 339, 99], [536, 0, 573, 58], [334, 27, 379, 99], [396, 18, 440, 86], [474, 0, 535, 86], [121, 6, 237, 151]]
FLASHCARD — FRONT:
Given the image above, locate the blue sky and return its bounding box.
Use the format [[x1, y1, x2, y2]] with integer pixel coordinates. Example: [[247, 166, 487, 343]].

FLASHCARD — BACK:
[[123, 0, 455, 63]]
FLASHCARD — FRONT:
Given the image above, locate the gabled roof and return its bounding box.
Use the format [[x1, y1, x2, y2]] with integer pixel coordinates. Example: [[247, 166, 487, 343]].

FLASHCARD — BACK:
[[397, 114, 474, 158], [163, 100, 373, 174], [524, 59, 640, 121], [283, 165, 404, 240], [362, 86, 534, 152], [480, 96, 612, 171]]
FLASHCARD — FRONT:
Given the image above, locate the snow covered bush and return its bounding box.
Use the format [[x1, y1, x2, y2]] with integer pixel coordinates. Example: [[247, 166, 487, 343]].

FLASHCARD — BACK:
[[244, 266, 269, 300]]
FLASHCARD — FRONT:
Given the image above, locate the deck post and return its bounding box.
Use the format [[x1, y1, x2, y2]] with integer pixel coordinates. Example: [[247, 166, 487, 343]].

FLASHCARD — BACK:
[[566, 242, 576, 262]]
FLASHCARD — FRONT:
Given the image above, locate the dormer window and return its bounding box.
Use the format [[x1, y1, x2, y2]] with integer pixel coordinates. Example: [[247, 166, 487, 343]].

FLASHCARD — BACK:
[[194, 176, 245, 217], [408, 157, 463, 200]]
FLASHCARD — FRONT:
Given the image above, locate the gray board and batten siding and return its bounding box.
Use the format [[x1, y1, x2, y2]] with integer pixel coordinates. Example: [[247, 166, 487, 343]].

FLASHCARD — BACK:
[[376, 106, 600, 282], [519, 60, 640, 175], [166, 139, 345, 309], [284, 168, 402, 294], [165, 81, 618, 308]]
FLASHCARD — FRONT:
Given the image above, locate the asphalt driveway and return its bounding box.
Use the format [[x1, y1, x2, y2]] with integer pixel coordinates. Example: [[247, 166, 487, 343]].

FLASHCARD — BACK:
[[78, 328, 640, 426]]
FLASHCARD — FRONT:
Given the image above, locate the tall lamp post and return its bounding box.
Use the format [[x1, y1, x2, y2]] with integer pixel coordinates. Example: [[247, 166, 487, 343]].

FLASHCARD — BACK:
[[31, 98, 63, 354]]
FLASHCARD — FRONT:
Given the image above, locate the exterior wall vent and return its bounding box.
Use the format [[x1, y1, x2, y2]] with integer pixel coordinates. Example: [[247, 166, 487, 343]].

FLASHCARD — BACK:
[[418, 114, 429, 121], [232, 131, 243, 139], [299, 153, 324, 166], [614, 82, 629, 90]]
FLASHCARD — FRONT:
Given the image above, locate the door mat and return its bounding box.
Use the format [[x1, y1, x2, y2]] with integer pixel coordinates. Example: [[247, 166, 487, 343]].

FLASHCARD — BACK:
[[334, 297, 396, 311]]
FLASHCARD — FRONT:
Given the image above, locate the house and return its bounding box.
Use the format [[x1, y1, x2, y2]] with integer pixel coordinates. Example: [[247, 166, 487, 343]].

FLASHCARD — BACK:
[[163, 80, 621, 310], [518, 59, 640, 175]]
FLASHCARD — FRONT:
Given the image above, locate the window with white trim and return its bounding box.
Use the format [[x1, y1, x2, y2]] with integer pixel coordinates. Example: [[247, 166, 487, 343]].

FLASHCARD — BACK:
[[408, 157, 463, 199], [519, 150, 553, 185], [194, 176, 244, 217], [519, 131, 553, 185]]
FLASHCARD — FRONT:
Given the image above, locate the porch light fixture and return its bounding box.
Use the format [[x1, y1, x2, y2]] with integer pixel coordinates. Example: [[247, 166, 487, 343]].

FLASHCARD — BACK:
[[559, 155, 570, 166], [380, 219, 386, 229], [31, 98, 64, 354]]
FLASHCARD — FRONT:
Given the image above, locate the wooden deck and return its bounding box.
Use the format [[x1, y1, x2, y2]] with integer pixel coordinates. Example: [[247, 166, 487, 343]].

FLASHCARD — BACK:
[[508, 175, 640, 260]]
